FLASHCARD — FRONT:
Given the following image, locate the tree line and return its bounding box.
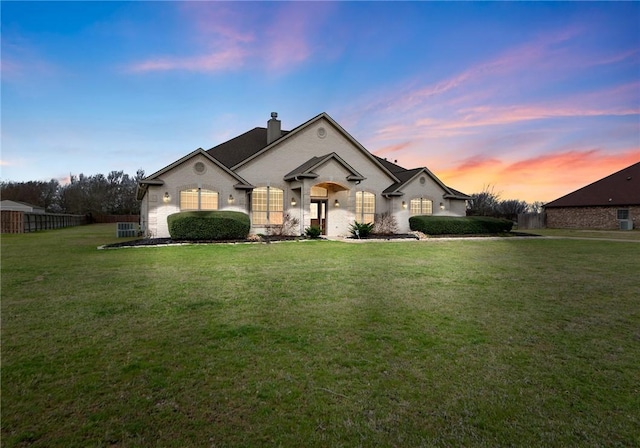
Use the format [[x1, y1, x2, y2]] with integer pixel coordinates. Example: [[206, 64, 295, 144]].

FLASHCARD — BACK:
[[466, 186, 543, 220], [1, 170, 144, 216], [3, 175, 540, 220]]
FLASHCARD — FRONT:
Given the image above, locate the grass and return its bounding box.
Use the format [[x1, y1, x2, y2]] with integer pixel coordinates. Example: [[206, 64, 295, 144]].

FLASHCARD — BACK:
[[2, 224, 639, 447], [520, 227, 640, 241]]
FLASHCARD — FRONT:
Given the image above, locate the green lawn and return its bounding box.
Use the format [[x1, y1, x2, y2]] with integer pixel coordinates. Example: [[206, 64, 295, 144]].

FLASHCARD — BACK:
[[521, 228, 640, 241], [2, 224, 639, 447]]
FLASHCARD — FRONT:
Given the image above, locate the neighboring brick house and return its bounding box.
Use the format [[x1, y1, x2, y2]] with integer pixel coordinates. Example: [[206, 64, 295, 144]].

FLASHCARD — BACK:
[[544, 161, 640, 230], [137, 112, 470, 238]]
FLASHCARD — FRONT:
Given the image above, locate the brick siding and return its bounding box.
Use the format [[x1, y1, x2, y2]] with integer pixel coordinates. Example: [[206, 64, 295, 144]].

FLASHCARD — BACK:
[[546, 206, 640, 229]]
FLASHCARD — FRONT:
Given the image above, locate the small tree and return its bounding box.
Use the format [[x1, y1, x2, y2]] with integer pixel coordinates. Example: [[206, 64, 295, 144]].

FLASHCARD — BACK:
[[467, 185, 500, 216], [496, 199, 528, 221]]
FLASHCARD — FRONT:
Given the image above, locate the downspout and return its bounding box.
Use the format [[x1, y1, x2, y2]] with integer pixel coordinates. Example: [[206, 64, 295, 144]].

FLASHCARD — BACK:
[[293, 175, 304, 235], [144, 189, 148, 235], [300, 179, 305, 236]]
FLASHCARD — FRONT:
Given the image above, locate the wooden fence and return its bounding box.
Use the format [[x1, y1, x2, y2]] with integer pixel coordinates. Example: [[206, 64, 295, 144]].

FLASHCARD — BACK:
[[1, 211, 87, 233], [517, 212, 546, 229], [1, 211, 24, 234]]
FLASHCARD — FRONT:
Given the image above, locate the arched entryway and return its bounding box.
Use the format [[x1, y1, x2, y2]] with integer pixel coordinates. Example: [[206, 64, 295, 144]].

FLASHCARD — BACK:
[[310, 182, 349, 235]]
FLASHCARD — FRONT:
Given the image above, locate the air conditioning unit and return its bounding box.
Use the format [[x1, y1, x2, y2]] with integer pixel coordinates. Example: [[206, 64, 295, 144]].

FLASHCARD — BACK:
[[619, 220, 633, 231], [117, 222, 138, 237]]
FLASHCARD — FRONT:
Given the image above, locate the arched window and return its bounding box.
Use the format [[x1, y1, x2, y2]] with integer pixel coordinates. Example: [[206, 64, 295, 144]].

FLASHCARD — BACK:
[[355, 191, 375, 223], [252, 187, 283, 225], [180, 188, 218, 211], [410, 198, 432, 215]]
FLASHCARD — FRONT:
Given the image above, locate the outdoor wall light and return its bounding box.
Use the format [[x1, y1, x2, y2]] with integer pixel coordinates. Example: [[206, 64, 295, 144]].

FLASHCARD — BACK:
[[334, 199, 340, 207], [163, 192, 170, 203], [228, 194, 235, 204], [402, 201, 407, 209], [291, 197, 297, 206], [440, 202, 445, 210]]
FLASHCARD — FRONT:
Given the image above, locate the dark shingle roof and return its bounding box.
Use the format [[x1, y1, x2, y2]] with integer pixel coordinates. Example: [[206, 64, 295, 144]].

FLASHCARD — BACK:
[[206, 127, 289, 169], [545, 161, 640, 208], [445, 187, 472, 200], [375, 156, 471, 199], [374, 156, 408, 174], [382, 168, 423, 195]]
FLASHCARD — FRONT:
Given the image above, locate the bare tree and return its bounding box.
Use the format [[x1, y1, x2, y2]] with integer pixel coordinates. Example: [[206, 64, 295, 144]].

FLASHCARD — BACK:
[[2, 169, 144, 216], [528, 201, 544, 213], [467, 185, 501, 216]]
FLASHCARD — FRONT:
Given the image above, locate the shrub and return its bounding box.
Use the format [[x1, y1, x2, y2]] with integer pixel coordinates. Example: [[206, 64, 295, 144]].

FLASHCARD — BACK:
[[167, 211, 250, 240], [409, 215, 513, 235], [373, 212, 399, 235], [305, 226, 322, 239], [349, 221, 374, 238]]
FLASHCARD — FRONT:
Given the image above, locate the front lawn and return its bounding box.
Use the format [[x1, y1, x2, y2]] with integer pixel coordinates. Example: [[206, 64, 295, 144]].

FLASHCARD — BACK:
[[522, 227, 640, 241], [2, 224, 638, 447]]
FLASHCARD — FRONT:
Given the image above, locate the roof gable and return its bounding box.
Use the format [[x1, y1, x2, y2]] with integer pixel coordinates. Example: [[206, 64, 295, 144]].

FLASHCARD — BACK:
[[137, 148, 254, 200], [545, 161, 640, 208], [230, 112, 400, 183], [283, 153, 366, 182], [381, 166, 471, 199]]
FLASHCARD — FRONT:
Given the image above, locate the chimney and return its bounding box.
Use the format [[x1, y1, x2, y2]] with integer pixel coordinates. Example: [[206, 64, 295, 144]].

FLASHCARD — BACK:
[[267, 112, 281, 144]]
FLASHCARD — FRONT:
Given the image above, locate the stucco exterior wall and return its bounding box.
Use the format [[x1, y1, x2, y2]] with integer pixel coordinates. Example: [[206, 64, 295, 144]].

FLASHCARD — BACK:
[[236, 117, 401, 236], [389, 173, 468, 232], [144, 153, 250, 237], [546, 206, 639, 229], [237, 118, 395, 195]]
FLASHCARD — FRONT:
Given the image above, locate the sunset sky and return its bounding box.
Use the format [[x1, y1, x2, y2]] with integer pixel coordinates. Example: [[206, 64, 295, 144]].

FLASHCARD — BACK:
[[2, 1, 638, 203]]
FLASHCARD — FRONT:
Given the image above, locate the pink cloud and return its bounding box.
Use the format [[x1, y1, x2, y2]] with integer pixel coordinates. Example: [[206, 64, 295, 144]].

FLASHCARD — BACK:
[[263, 4, 326, 71], [179, 2, 256, 44], [379, 26, 582, 116], [434, 148, 640, 202], [128, 2, 334, 74], [0, 58, 23, 79], [373, 142, 412, 156], [436, 104, 639, 131], [129, 47, 248, 73], [1, 41, 59, 82]]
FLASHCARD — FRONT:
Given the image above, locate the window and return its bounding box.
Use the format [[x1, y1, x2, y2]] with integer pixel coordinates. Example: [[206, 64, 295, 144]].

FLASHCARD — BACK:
[[617, 209, 629, 220], [252, 187, 283, 225], [355, 191, 375, 223], [410, 198, 433, 216], [180, 188, 218, 211]]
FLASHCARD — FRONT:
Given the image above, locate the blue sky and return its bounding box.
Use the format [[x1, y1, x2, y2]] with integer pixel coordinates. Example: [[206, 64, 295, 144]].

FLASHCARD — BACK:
[[2, 1, 638, 202]]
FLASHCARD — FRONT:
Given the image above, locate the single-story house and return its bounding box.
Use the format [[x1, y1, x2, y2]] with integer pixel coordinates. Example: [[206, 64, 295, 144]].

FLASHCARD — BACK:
[[0, 200, 46, 214], [544, 161, 639, 230], [137, 112, 470, 238]]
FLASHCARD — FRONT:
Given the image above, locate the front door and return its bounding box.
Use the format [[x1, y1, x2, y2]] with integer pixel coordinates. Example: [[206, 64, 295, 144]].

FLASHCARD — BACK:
[[310, 199, 327, 235]]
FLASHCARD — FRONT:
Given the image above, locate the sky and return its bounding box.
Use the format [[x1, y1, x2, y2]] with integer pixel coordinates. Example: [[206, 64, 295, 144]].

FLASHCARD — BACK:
[[1, 1, 639, 203]]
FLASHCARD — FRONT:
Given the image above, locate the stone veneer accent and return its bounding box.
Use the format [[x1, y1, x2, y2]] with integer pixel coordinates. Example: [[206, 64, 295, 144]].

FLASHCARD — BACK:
[[546, 206, 640, 229]]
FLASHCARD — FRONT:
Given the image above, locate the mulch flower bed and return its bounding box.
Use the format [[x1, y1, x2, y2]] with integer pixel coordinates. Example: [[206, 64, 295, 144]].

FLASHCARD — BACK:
[[102, 231, 540, 248], [102, 235, 305, 248]]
